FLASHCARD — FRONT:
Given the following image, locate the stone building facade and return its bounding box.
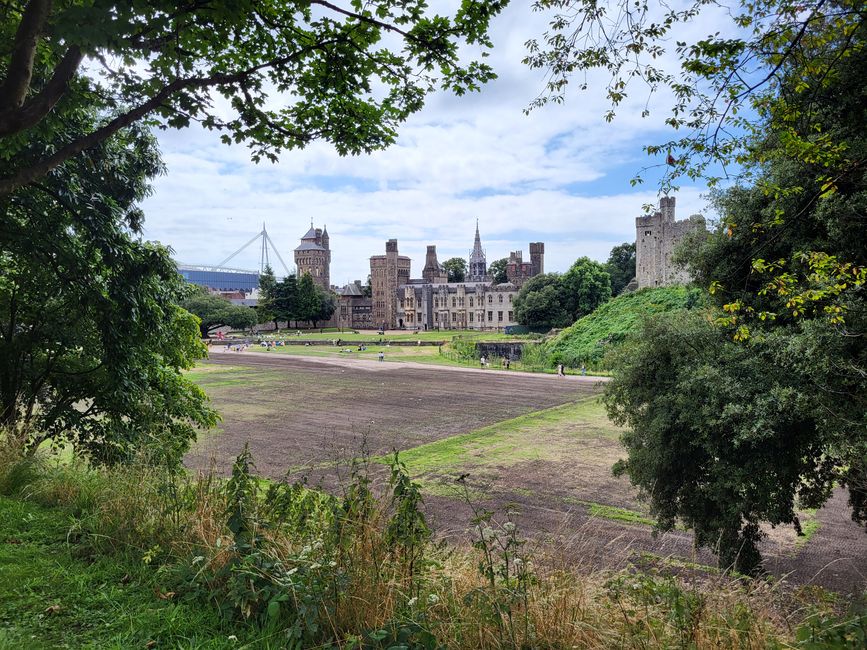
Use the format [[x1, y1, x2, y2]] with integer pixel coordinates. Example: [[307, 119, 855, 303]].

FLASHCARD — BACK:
[[370, 239, 411, 330], [398, 280, 520, 330], [334, 281, 372, 330], [636, 197, 705, 288], [391, 226, 545, 331], [294, 223, 331, 290]]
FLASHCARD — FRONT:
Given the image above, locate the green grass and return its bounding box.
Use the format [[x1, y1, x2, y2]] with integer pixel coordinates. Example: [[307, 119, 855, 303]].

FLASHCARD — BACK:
[[546, 286, 706, 367], [378, 397, 619, 484], [587, 502, 656, 527], [0, 497, 240, 649]]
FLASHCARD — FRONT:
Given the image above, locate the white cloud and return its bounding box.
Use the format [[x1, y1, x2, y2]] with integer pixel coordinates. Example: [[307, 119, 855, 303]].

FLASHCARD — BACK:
[[141, 1, 722, 285]]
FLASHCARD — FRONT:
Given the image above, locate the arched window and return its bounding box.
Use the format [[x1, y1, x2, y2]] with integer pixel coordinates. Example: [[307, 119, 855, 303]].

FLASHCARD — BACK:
[[488, 295, 493, 304], [498, 294, 503, 303]]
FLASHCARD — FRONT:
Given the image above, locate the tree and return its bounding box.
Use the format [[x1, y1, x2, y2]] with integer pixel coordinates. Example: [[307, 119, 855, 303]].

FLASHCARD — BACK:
[[605, 243, 635, 295], [295, 274, 321, 326], [363, 275, 373, 298], [273, 274, 299, 327], [560, 257, 611, 320], [605, 311, 843, 575], [181, 287, 259, 338], [0, 0, 507, 195], [524, 0, 866, 190], [513, 274, 571, 329], [443, 257, 467, 283], [0, 111, 216, 465], [312, 289, 338, 328], [257, 265, 278, 329], [603, 15, 867, 572], [488, 257, 509, 284]]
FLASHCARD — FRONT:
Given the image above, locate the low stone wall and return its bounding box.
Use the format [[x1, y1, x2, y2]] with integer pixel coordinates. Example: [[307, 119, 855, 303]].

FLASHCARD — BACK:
[[475, 341, 528, 360]]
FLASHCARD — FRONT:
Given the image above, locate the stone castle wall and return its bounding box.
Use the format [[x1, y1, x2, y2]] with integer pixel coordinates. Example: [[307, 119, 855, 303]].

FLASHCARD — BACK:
[[636, 197, 705, 288]]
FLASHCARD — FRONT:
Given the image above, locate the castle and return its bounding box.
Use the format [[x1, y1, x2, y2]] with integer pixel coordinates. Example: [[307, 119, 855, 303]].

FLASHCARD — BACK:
[[369, 225, 545, 330], [294, 222, 331, 290], [635, 196, 705, 289]]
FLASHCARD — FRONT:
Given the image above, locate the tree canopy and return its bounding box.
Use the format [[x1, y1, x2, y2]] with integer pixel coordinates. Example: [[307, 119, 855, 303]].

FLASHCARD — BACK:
[[0, 111, 216, 465], [443, 257, 467, 283], [605, 243, 635, 296], [513, 274, 570, 329], [514, 259, 610, 329], [0, 0, 507, 195], [488, 257, 508, 284], [602, 9, 867, 573], [525, 0, 866, 190], [181, 287, 259, 338], [560, 257, 611, 320]]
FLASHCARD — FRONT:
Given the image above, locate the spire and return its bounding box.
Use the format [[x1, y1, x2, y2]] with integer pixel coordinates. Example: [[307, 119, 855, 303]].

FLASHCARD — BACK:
[[468, 219, 488, 282]]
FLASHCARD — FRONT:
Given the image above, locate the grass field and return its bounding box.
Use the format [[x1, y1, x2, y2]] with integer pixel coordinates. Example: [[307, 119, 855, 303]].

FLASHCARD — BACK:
[[184, 354, 843, 582]]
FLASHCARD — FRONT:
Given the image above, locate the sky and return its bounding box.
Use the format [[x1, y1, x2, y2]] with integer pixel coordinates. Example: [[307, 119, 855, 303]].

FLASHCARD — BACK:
[[139, 1, 720, 286]]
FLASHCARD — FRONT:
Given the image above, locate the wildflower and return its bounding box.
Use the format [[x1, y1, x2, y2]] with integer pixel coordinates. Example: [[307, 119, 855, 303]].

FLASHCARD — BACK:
[[481, 526, 496, 541], [427, 594, 440, 606], [228, 635, 238, 643], [503, 522, 516, 533], [408, 597, 418, 607]]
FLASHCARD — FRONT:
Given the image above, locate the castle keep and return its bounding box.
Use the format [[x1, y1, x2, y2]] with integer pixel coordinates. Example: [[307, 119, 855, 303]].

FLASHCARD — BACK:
[[635, 197, 705, 288]]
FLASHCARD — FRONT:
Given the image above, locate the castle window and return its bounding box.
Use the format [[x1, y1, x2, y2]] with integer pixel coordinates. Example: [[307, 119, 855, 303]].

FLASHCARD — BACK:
[[452, 313, 457, 323], [469, 313, 474, 322], [508, 295, 512, 303], [498, 294, 503, 304], [452, 298, 456, 308], [488, 295, 493, 304], [469, 297, 474, 307], [498, 311, 503, 322], [488, 311, 493, 321], [645, 230, 652, 236]]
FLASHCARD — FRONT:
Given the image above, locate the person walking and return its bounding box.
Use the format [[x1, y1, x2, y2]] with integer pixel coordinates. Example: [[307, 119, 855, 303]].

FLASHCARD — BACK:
[[557, 363, 565, 377], [378, 351, 384, 362]]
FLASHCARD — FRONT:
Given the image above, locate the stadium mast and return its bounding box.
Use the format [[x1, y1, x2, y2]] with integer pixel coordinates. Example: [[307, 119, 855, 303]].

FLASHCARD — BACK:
[[217, 224, 292, 277]]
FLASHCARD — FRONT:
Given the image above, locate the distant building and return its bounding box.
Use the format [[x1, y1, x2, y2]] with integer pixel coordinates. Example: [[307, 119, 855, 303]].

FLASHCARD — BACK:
[[334, 281, 372, 330], [294, 222, 331, 290], [176, 264, 259, 292], [381, 225, 545, 330], [635, 197, 705, 288], [370, 239, 411, 330]]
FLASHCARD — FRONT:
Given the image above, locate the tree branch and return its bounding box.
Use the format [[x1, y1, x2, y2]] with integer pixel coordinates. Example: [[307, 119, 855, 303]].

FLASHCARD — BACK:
[[0, 0, 52, 111], [0, 46, 83, 138], [0, 51, 314, 196]]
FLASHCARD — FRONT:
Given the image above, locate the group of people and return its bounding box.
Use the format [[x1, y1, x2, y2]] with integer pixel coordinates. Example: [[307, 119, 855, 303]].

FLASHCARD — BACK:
[[479, 356, 511, 370]]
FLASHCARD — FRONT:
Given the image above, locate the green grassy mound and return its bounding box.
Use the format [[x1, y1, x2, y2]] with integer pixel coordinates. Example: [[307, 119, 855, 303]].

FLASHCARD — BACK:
[[546, 286, 705, 367]]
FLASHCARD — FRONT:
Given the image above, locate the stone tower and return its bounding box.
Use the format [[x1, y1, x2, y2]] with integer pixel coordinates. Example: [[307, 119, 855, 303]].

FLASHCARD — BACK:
[[529, 242, 544, 277], [635, 196, 705, 288], [294, 222, 331, 290], [422, 245, 447, 283], [370, 239, 411, 329], [467, 220, 488, 282]]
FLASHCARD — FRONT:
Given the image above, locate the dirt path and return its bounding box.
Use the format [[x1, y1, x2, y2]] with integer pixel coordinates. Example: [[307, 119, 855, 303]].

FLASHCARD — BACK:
[[209, 346, 606, 382]]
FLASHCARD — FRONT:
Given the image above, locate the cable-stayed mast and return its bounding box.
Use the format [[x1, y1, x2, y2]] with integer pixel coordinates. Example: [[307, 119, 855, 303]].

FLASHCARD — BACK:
[[217, 224, 291, 277]]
